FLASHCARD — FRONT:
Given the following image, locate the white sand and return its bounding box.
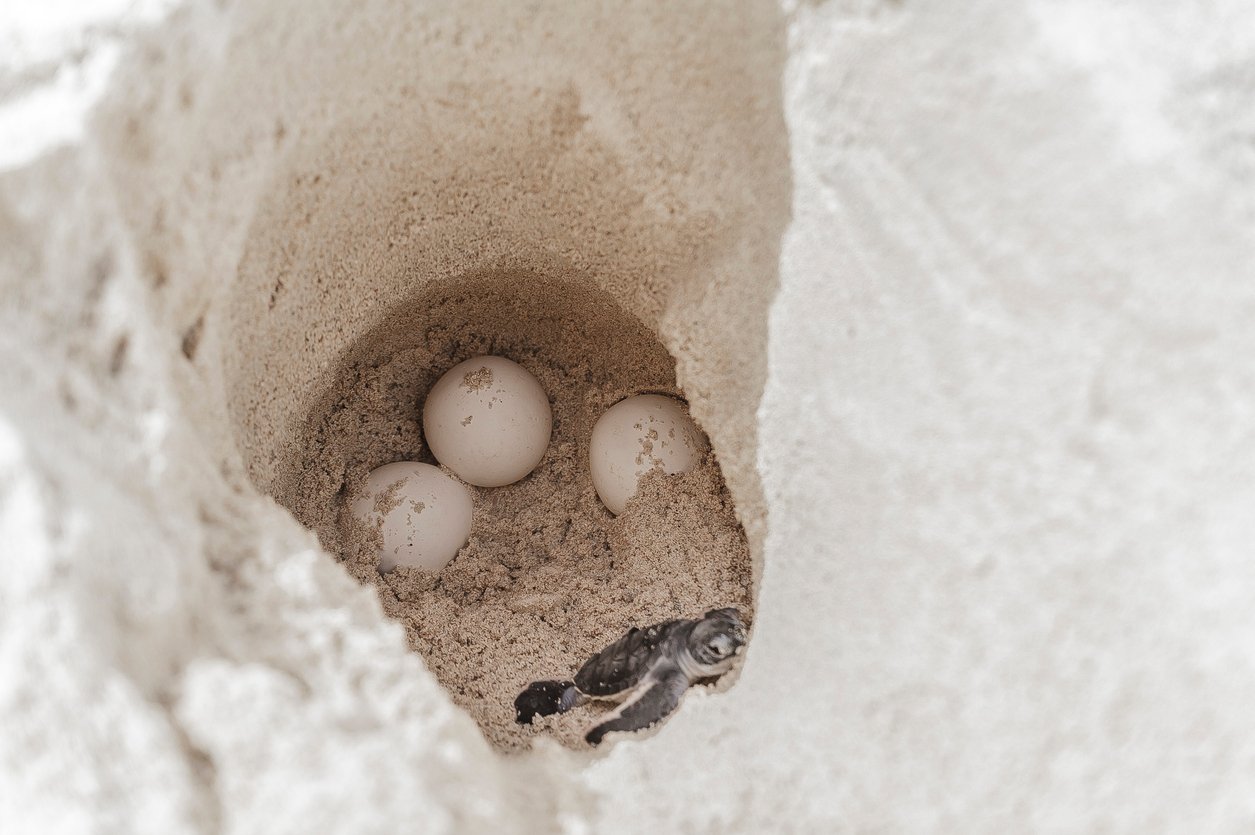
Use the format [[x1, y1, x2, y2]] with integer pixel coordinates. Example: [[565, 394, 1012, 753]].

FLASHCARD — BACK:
[[4, 0, 1255, 832]]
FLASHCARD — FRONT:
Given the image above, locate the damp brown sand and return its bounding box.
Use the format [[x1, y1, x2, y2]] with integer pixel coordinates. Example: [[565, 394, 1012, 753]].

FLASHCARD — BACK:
[[275, 276, 753, 751]]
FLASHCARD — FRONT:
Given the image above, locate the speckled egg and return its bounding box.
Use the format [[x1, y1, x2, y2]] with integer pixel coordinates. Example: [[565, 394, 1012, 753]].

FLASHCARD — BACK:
[[589, 394, 706, 515], [422, 355, 552, 488], [351, 461, 473, 573]]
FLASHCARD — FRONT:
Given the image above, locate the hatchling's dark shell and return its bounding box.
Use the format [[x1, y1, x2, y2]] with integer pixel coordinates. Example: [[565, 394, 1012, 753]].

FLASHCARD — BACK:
[[574, 620, 679, 697]]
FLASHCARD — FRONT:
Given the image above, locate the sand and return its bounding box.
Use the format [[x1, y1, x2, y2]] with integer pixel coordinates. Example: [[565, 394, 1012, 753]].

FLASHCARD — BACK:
[[7, 1, 1255, 833], [274, 275, 752, 750]]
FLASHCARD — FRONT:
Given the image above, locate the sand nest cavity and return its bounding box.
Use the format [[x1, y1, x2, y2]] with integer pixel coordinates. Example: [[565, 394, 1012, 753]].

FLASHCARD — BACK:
[[275, 276, 753, 750]]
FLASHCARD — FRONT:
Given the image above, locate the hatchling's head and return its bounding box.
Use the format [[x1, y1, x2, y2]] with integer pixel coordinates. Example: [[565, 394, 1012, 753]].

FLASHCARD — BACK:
[[687, 607, 747, 672]]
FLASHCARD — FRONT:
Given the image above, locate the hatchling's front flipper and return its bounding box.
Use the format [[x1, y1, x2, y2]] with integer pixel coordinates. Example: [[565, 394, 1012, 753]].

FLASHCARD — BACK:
[[585, 666, 689, 746]]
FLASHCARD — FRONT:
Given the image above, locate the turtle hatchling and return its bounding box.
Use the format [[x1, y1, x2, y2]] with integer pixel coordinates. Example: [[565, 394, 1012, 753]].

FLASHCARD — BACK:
[[514, 607, 747, 745]]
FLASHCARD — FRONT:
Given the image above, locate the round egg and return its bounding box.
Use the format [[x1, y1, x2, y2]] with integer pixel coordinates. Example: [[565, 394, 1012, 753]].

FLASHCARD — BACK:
[[350, 461, 473, 573], [589, 394, 706, 515], [422, 355, 552, 487]]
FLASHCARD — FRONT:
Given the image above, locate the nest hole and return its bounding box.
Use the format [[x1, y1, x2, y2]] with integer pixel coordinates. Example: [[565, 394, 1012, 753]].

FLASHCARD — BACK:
[[257, 271, 753, 750]]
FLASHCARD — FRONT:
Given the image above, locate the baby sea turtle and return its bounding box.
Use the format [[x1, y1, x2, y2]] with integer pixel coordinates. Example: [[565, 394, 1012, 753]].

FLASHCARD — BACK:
[[514, 607, 747, 745]]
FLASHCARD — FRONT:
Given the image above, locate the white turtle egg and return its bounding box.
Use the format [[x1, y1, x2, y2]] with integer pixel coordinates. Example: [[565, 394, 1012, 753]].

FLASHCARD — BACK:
[[589, 394, 707, 515], [422, 355, 552, 487], [351, 461, 472, 573]]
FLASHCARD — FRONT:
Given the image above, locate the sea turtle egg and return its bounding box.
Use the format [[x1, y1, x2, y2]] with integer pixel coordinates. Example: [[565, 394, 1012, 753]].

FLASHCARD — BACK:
[[422, 355, 552, 487], [589, 394, 706, 515], [351, 461, 472, 573]]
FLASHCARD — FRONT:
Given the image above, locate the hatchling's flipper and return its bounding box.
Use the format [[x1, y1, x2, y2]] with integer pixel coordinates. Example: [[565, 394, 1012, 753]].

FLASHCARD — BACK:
[[585, 667, 688, 746], [515, 680, 578, 725]]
